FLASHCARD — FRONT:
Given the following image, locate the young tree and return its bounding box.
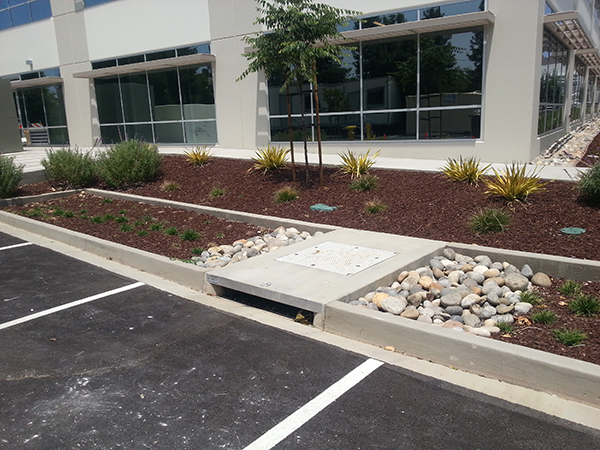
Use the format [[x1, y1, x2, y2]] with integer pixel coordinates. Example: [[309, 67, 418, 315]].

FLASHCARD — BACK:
[[240, 0, 359, 186]]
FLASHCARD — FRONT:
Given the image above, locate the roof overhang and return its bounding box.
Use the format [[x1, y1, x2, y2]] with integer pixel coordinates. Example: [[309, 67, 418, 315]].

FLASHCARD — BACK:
[[544, 11, 600, 74], [328, 10, 495, 46], [72, 53, 216, 79], [10, 76, 63, 89]]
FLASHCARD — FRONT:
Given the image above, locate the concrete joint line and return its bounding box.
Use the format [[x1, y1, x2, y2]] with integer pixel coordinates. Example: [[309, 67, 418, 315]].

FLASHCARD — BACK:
[[0, 282, 145, 331]]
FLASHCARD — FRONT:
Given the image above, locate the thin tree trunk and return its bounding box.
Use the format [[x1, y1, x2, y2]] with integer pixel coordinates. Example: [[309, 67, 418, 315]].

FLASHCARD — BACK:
[[297, 81, 310, 184], [285, 85, 296, 182], [313, 60, 323, 188]]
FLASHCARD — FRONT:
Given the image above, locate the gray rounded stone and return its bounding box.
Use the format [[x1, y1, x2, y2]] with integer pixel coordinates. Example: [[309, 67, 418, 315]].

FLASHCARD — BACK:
[[504, 273, 530, 292], [382, 296, 408, 315], [445, 305, 464, 316], [531, 272, 552, 287], [440, 292, 462, 307], [521, 264, 534, 279]]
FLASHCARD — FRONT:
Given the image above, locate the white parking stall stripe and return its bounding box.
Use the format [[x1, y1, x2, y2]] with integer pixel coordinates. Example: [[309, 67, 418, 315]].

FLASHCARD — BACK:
[[0, 282, 145, 330], [0, 242, 33, 251], [243, 358, 384, 450]]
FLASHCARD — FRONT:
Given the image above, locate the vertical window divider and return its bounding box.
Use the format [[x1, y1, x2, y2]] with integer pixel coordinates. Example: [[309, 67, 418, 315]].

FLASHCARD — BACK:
[[359, 42, 364, 141], [176, 66, 186, 143], [144, 70, 156, 142], [39, 86, 49, 128], [117, 74, 126, 140], [416, 33, 421, 140]]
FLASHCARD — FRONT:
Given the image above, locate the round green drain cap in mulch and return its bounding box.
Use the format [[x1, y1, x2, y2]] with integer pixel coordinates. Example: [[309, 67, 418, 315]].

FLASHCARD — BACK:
[[561, 227, 586, 235]]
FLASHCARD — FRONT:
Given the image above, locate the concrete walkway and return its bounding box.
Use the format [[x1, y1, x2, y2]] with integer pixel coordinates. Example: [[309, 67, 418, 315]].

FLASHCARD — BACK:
[[4, 145, 585, 183]]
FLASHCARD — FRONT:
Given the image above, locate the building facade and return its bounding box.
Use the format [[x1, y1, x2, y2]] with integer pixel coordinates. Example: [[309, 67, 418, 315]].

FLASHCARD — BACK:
[[1, 0, 600, 163]]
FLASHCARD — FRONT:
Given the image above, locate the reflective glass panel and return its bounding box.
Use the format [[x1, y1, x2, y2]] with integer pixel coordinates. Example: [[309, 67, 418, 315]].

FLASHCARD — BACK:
[[85, 0, 114, 7], [362, 36, 417, 111], [20, 72, 39, 80], [146, 50, 176, 62], [363, 112, 416, 140], [118, 55, 145, 66], [419, 108, 481, 139], [268, 78, 312, 116], [22, 87, 45, 125], [8, 0, 27, 6], [270, 117, 308, 142], [148, 69, 182, 121], [100, 125, 124, 144], [93, 59, 117, 69], [95, 77, 123, 123], [179, 65, 215, 120], [42, 85, 67, 126], [319, 114, 360, 141], [317, 48, 360, 113], [154, 122, 184, 143], [420, 0, 484, 20], [177, 44, 211, 56], [362, 9, 418, 28], [48, 127, 69, 145], [419, 29, 483, 107], [184, 120, 217, 143], [0, 0, 9, 9], [120, 73, 151, 122], [0, 9, 11, 29], [125, 123, 153, 142], [41, 68, 60, 77], [10, 3, 30, 26], [30, 0, 51, 21]]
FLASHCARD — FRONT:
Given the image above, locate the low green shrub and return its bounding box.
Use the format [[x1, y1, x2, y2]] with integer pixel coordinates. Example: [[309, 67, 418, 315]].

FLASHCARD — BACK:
[[558, 280, 582, 296], [274, 186, 298, 203], [191, 248, 204, 255], [365, 199, 387, 214], [553, 327, 587, 346], [496, 322, 514, 334], [164, 227, 179, 236], [41, 147, 96, 188], [350, 175, 379, 192], [339, 149, 380, 178], [180, 229, 201, 241], [120, 224, 133, 232], [531, 309, 557, 324], [484, 163, 546, 202], [252, 146, 289, 172], [519, 291, 544, 305], [184, 145, 213, 165], [441, 156, 490, 184], [0, 156, 24, 198], [209, 186, 226, 197], [576, 161, 600, 205], [469, 208, 510, 234], [568, 294, 600, 317], [96, 139, 162, 188]]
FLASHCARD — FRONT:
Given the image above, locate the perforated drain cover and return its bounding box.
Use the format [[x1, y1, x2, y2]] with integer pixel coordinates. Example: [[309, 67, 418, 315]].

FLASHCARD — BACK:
[[276, 241, 395, 275]]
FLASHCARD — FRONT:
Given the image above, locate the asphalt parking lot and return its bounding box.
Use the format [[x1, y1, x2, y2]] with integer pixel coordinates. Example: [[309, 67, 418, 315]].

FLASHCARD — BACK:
[[1, 231, 600, 449]]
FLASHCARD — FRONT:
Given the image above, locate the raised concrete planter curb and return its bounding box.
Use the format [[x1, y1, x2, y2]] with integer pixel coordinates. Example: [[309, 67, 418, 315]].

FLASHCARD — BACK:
[[85, 189, 338, 236], [448, 242, 600, 282], [323, 301, 600, 408]]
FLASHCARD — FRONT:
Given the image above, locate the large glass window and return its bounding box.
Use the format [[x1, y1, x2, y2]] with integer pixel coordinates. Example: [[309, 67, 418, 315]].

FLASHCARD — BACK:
[[13, 84, 68, 145], [0, 0, 50, 30], [94, 64, 217, 144], [538, 30, 568, 134], [269, 27, 483, 142], [571, 60, 586, 124]]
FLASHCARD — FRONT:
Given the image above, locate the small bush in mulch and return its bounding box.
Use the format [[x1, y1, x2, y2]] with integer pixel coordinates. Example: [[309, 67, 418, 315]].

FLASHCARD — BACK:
[[576, 161, 600, 205], [42, 147, 96, 189], [0, 155, 23, 198], [96, 139, 162, 188]]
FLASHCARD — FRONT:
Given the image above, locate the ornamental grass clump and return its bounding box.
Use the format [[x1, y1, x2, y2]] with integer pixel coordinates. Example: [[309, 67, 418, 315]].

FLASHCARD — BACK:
[[469, 208, 510, 234], [531, 309, 557, 325], [350, 174, 379, 192], [558, 279, 582, 296], [0, 156, 24, 198], [365, 199, 387, 214], [339, 149, 380, 178], [441, 156, 490, 184], [184, 145, 213, 165], [96, 139, 162, 188], [576, 161, 600, 205], [42, 147, 96, 188], [484, 162, 546, 202], [252, 146, 289, 172], [274, 186, 299, 203], [568, 294, 600, 317], [553, 327, 587, 346]]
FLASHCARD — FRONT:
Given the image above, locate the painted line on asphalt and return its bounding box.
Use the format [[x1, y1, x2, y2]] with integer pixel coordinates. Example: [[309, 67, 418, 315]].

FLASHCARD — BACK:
[[0, 242, 32, 251], [0, 282, 145, 330], [243, 358, 384, 450]]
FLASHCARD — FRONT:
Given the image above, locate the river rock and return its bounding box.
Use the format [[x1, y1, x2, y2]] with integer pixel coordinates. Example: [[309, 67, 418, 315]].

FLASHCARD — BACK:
[[382, 296, 407, 315], [531, 272, 552, 287], [504, 273, 529, 292]]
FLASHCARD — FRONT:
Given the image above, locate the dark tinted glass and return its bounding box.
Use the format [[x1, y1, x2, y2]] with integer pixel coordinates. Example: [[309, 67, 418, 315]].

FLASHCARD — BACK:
[[146, 50, 176, 61], [148, 69, 181, 121], [179, 65, 215, 120], [317, 48, 360, 113], [120, 73, 151, 122], [43, 85, 67, 126], [363, 112, 416, 140], [10, 3, 30, 26], [363, 10, 417, 28], [420, 108, 480, 139], [118, 55, 145, 66], [30, 0, 51, 21], [95, 77, 123, 123], [92, 59, 117, 69], [22, 87, 45, 125], [420, 0, 484, 19]]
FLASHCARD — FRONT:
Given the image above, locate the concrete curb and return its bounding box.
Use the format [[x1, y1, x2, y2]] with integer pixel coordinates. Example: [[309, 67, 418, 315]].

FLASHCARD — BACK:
[[322, 301, 600, 407], [2, 190, 600, 408]]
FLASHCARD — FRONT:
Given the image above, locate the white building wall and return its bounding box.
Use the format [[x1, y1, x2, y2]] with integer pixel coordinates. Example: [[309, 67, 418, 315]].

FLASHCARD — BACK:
[[0, 20, 59, 75]]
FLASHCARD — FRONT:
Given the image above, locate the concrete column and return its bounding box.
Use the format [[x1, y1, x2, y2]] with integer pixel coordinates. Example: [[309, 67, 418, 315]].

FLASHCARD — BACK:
[[0, 79, 23, 154], [582, 65, 590, 122], [50, 0, 96, 147], [564, 49, 575, 133]]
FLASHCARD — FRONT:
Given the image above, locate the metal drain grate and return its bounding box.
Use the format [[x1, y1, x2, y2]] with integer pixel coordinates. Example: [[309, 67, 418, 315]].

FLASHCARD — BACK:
[[276, 241, 395, 275]]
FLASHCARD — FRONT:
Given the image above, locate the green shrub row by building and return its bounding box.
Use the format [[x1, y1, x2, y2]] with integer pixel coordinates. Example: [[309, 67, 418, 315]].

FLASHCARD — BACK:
[[41, 139, 162, 190]]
